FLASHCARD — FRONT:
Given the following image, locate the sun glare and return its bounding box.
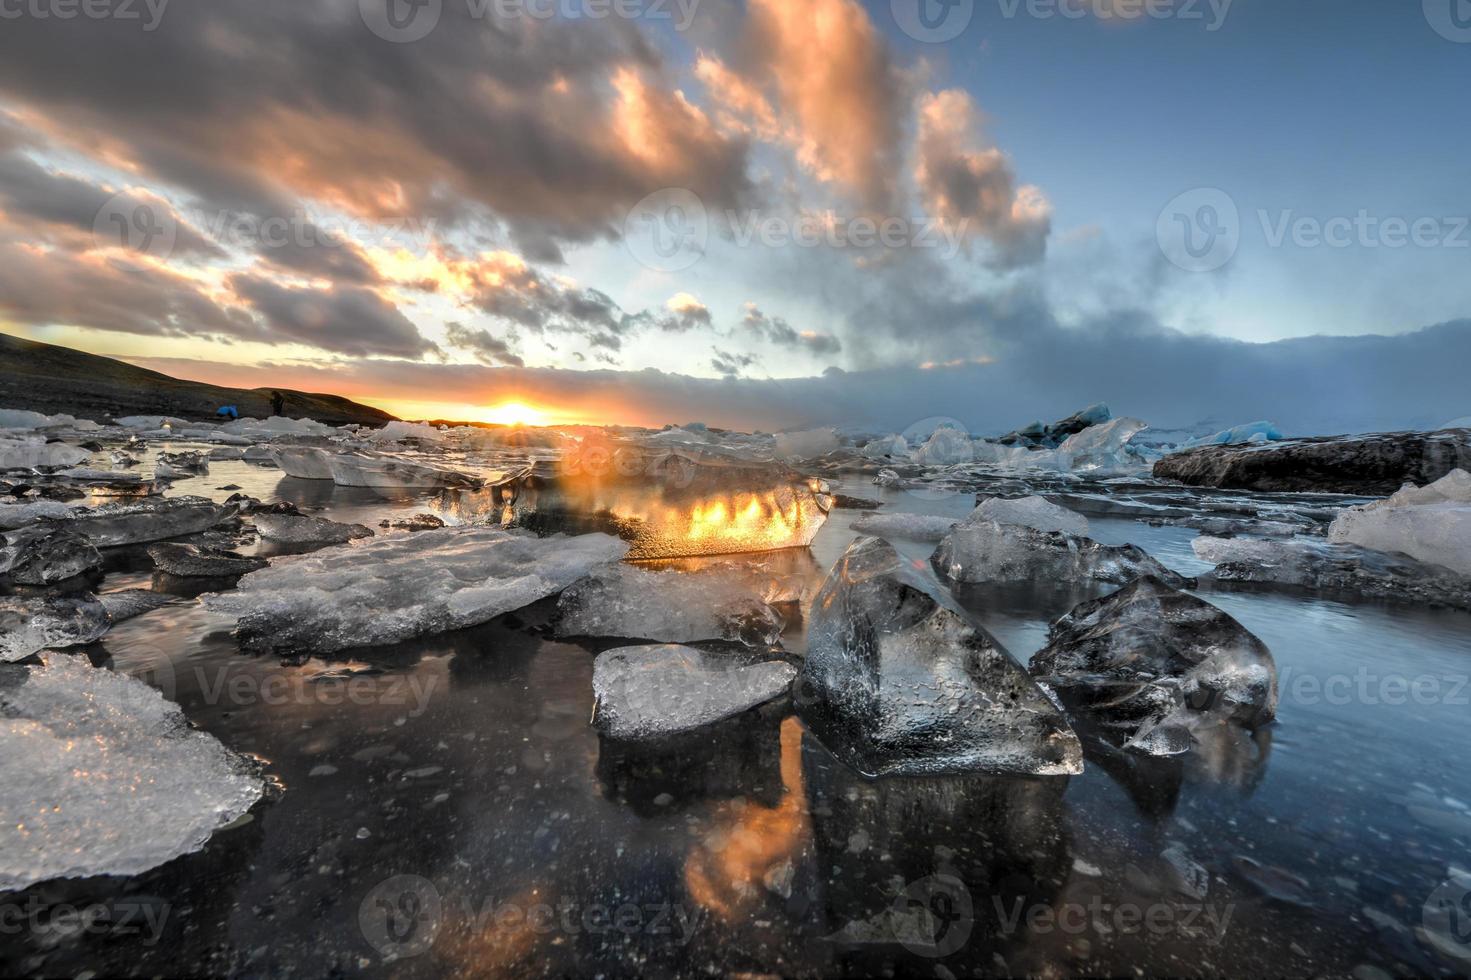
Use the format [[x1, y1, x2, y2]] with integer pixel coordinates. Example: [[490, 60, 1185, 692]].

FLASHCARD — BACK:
[[478, 401, 547, 427]]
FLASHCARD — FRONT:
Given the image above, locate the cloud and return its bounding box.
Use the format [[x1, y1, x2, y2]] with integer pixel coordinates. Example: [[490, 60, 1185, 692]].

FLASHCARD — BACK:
[[228, 275, 438, 359], [443, 322, 525, 368], [915, 90, 1052, 268], [742, 303, 842, 355], [710, 347, 760, 377], [659, 292, 713, 332]]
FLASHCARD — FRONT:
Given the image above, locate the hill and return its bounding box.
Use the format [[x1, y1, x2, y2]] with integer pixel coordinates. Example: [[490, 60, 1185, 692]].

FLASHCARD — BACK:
[[0, 334, 397, 426]]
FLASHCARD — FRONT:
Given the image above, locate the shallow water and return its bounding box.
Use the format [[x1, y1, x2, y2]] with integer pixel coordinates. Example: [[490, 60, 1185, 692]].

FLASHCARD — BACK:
[[3, 455, 1471, 977]]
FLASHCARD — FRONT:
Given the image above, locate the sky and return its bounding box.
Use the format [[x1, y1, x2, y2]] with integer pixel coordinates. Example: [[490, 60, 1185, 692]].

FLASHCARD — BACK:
[[0, 0, 1467, 433]]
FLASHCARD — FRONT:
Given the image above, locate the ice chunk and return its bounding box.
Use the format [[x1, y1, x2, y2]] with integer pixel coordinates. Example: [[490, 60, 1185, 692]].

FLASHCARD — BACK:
[[800, 536, 1082, 777], [1055, 417, 1151, 473], [206, 528, 629, 655], [148, 542, 269, 577], [368, 421, 447, 443], [848, 513, 959, 542], [933, 519, 1192, 588], [253, 513, 374, 545], [327, 452, 479, 489], [774, 428, 839, 459], [997, 403, 1111, 447], [0, 523, 102, 584], [1327, 469, 1471, 575], [912, 426, 974, 466], [974, 495, 1090, 536], [0, 500, 78, 531], [1181, 421, 1285, 449], [862, 434, 909, 459], [0, 653, 264, 889], [1031, 578, 1277, 755], [592, 645, 796, 740], [114, 415, 188, 429], [98, 589, 174, 623], [271, 446, 335, 480], [222, 416, 336, 439], [1, 594, 110, 662], [556, 563, 784, 646], [67, 496, 232, 547], [0, 409, 64, 430], [0, 437, 90, 470], [1192, 535, 1471, 610], [154, 451, 210, 480]]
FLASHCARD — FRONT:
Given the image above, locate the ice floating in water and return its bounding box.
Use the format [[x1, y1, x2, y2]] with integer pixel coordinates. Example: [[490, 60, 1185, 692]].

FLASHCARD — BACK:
[[800, 536, 1083, 777], [862, 434, 909, 459], [148, 542, 269, 578], [67, 496, 233, 547], [1327, 469, 1471, 576], [933, 517, 1191, 588], [0, 500, 77, 531], [154, 451, 210, 480], [0, 437, 89, 470], [974, 495, 1090, 536], [997, 403, 1112, 448], [1054, 417, 1152, 473], [774, 428, 839, 460], [1192, 534, 1471, 610], [1181, 421, 1285, 449], [591, 644, 796, 740], [253, 513, 374, 545], [913, 426, 974, 466], [327, 452, 479, 489], [556, 563, 784, 647], [98, 589, 175, 623], [1, 594, 110, 662], [222, 416, 336, 439], [1031, 577, 1278, 756], [207, 528, 629, 655], [0, 522, 102, 584], [271, 446, 336, 480], [0, 653, 264, 890], [848, 513, 958, 542], [0, 409, 96, 431], [436, 455, 832, 560]]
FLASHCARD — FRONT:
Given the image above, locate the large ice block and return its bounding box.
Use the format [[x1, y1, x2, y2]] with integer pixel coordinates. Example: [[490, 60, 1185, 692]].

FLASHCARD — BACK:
[[592, 645, 796, 740], [973, 495, 1090, 536], [932, 517, 1191, 588], [1327, 469, 1471, 575], [66, 496, 234, 547], [271, 446, 336, 480], [0, 522, 102, 584], [327, 451, 480, 489], [1, 594, 111, 662], [800, 536, 1082, 778], [556, 563, 784, 646]]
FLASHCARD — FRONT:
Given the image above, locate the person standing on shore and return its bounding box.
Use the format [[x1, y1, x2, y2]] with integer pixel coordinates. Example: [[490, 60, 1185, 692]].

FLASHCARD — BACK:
[[270, 391, 285, 417]]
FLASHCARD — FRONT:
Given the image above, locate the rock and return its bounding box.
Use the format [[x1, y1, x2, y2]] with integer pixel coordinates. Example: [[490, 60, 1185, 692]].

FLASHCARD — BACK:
[[932, 518, 1192, 589], [0, 522, 102, 584], [556, 563, 784, 647], [1327, 469, 1471, 575], [1154, 429, 1471, 494], [800, 536, 1083, 778], [974, 495, 1090, 536], [147, 542, 269, 577], [591, 644, 796, 740], [1030, 578, 1278, 755], [379, 513, 446, 533], [253, 513, 374, 545], [0, 594, 111, 662]]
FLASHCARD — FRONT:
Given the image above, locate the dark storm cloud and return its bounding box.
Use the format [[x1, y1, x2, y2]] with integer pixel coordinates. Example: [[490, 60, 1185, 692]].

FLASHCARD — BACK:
[[742, 304, 841, 355], [443, 322, 525, 368], [229, 274, 438, 360]]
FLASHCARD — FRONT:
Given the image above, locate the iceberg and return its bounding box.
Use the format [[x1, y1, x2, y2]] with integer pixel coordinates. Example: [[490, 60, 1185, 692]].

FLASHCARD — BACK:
[[1327, 469, 1471, 576], [0, 522, 102, 585], [997, 403, 1112, 448], [592, 645, 796, 740], [66, 496, 233, 547], [1192, 534, 1471, 610], [1054, 417, 1151, 473], [0, 437, 90, 470], [253, 512, 374, 545], [0, 653, 264, 890], [974, 495, 1091, 536], [800, 536, 1083, 777], [1, 594, 111, 662], [1181, 421, 1285, 450], [206, 528, 629, 655], [327, 452, 479, 489], [932, 518, 1192, 588], [271, 446, 335, 480], [1030, 577, 1278, 755], [862, 434, 909, 459], [148, 542, 269, 577], [556, 563, 784, 647], [848, 513, 959, 542], [912, 426, 974, 466], [774, 428, 839, 460], [368, 421, 447, 443]]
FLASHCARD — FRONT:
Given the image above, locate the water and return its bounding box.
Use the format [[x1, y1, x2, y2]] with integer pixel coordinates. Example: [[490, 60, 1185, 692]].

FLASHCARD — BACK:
[[4, 455, 1471, 977]]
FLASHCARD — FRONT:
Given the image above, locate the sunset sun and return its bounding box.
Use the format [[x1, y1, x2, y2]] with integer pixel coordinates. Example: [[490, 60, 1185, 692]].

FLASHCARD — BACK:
[[478, 401, 546, 427]]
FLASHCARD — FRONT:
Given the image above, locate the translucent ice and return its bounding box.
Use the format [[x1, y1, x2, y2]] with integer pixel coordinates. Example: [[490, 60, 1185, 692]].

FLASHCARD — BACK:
[[0, 523, 102, 584], [253, 513, 374, 545], [556, 563, 784, 646], [206, 528, 629, 655], [933, 519, 1191, 588], [912, 426, 974, 466], [1181, 421, 1285, 449], [1, 594, 111, 662], [148, 543, 269, 577], [1327, 469, 1471, 575], [0, 653, 264, 889], [974, 495, 1091, 536], [327, 452, 479, 489], [1054, 417, 1151, 473], [774, 428, 840, 460], [67, 496, 233, 547], [592, 644, 796, 740], [154, 451, 210, 480], [848, 513, 959, 542], [0, 437, 89, 470], [1031, 577, 1278, 755], [800, 536, 1083, 777], [271, 446, 335, 480]]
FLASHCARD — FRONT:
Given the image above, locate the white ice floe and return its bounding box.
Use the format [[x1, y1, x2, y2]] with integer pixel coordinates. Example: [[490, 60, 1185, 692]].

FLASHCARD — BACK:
[[848, 513, 959, 542], [974, 496, 1091, 536], [223, 416, 336, 439], [271, 446, 335, 480], [0, 437, 90, 470], [556, 563, 784, 646], [207, 528, 629, 655], [0, 653, 264, 890], [327, 452, 478, 489], [1328, 469, 1471, 576], [591, 644, 796, 740], [912, 426, 974, 466], [0, 594, 111, 662], [368, 421, 447, 443]]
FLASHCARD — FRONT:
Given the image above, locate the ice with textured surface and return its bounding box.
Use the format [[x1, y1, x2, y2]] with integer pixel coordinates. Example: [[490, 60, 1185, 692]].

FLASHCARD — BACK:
[[0, 523, 102, 584], [974, 495, 1090, 536], [207, 528, 629, 655], [148, 543, 269, 577], [271, 447, 335, 480], [0, 653, 264, 890], [933, 519, 1191, 588], [1328, 469, 1471, 576], [327, 452, 479, 489], [592, 644, 796, 740], [1, 594, 110, 662], [801, 536, 1082, 777], [848, 513, 959, 542], [253, 513, 374, 545], [0, 438, 89, 470], [67, 496, 233, 547], [556, 563, 784, 647]]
